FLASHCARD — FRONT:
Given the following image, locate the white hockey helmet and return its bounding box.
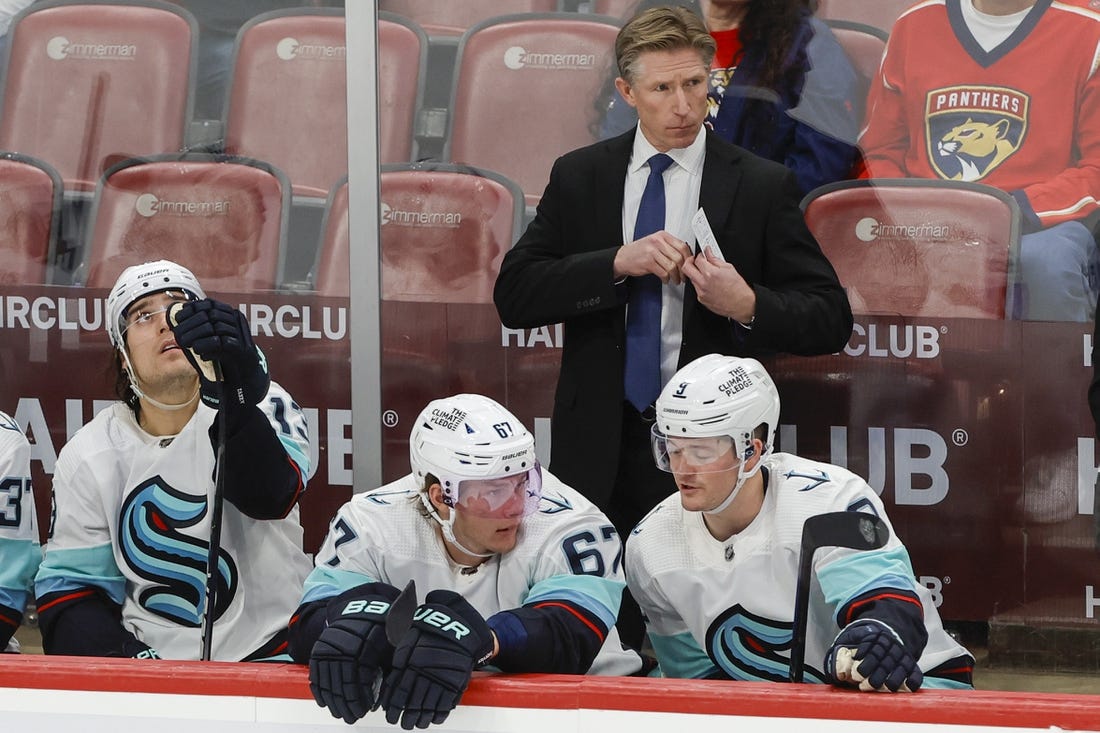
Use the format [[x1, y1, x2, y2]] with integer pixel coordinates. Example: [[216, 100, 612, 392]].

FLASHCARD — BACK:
[[652, 354, 780, 512], [411, 393, 542, 521], [106, 260, 205, 348]]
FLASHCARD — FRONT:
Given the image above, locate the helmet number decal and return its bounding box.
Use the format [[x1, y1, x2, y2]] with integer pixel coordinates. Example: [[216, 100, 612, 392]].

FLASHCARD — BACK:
[[493, 421, 514, 438]]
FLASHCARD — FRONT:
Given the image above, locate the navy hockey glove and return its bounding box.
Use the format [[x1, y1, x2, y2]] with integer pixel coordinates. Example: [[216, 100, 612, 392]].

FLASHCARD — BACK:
[[825, 619, 923, 692], [115, 638, 161, 660], [309, 583, 402, 725], [168, 299, 269, 417], [379, 590, 495, 730]]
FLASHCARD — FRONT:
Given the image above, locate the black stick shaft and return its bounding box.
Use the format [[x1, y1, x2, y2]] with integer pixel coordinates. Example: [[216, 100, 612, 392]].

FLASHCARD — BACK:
[[789, 539, 814, 683], [200, 365, 226, 661]]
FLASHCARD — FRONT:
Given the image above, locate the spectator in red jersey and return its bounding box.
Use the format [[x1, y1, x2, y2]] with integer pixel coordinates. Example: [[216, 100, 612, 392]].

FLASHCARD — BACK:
[[859, 0, 1100, 322]]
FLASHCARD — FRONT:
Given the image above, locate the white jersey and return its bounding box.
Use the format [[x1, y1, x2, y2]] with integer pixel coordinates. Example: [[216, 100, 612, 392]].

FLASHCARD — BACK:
[[0, 411, 40, 648], [304, 472, 642, 676], [626, 453, 971, 686], [36, 383, 312, 661]]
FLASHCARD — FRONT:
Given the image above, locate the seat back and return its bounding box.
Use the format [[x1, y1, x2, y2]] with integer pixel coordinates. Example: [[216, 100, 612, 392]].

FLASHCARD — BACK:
[[0, 0, 196, 191], [816, 0, 913, 35], [0, 153, 62, 285], [378, 0, 560, 37], [801, 179, 1019, 319], [314, 165, 524, 302], [378, 13, 428, 164], [223, 8, 347, 198], [590, 0, 640, 19], [825, 20, 887, 124], [446, 14, 620, 208], [81, 155, 289, 292]]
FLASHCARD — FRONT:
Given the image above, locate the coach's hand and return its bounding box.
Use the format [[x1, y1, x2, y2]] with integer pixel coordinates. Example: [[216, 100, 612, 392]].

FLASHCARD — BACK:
[[825, 619, 922, 693], [309, 583, 402, 724], [378, 590, 495, 730], [613, 232, 692, 285]]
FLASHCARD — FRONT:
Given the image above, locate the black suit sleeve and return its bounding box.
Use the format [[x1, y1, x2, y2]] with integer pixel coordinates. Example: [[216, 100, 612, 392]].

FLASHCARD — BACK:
[[494, 155, 627, 330], [739, 169, 853, 356]]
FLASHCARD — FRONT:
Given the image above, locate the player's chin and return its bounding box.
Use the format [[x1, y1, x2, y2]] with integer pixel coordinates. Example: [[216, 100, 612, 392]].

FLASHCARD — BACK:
[[489, 525, 520, 551]]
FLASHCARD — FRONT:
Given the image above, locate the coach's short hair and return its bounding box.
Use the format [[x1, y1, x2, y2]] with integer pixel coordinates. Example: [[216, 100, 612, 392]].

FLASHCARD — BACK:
[[615, 5, 715, 84]]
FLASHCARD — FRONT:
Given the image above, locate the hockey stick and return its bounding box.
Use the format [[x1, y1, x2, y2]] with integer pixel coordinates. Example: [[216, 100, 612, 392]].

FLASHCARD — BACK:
[[788, 511, 889, 683], [199, 369, 226, 661], [385, 579, 418, 646], [167, 303, 226, 661]]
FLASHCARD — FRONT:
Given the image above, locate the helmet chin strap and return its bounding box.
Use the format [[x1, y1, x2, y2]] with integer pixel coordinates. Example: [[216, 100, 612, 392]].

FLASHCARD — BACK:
[[418, 492, 495, 559], [703, 448, 766, 516], [120, 347, 199, 413]]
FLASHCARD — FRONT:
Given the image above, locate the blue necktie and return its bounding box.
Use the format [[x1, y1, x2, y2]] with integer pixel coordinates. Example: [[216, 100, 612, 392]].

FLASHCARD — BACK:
[[624, 152, 674, 412]]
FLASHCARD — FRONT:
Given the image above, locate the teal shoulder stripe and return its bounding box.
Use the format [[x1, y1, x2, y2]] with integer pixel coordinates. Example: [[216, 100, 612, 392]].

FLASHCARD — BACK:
[[818, 545, 917, 608], [279, 436, 310, 481], [525, 574, 624, 630], [301, 565, 376, 604], [650, 631, 717, 679], [34, 544, 125, 605]]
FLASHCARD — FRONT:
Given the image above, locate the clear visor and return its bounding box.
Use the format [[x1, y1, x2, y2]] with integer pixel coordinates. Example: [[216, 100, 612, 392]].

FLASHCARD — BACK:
[[443, 464, 543, 518], [651, 424, 744, 474], [120, 290, 195, 342]]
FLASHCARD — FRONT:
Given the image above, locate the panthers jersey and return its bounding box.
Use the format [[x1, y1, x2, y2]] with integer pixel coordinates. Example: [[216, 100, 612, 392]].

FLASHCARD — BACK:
[[0, 411, 40, 648], [626, 452, 972, 686], [860, 0, 1100, 227], [35, 384, 311, 661], [303, 471, 642, 676]]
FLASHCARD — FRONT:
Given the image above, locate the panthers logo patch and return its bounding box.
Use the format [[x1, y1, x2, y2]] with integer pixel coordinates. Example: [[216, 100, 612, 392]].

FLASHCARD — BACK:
[[925, 85, 1029, 182]]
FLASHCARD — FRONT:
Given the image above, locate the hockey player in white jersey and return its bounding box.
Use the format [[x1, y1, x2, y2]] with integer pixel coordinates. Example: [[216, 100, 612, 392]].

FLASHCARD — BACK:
[[289, 394, 641, 729], [627, 354, 974, 691], [35, 260, 311, 661], [0, 411, 40, 653]]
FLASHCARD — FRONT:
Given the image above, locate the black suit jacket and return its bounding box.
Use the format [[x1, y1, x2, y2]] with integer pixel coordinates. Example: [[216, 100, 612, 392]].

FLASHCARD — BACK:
[[494, 129, 852, 507]]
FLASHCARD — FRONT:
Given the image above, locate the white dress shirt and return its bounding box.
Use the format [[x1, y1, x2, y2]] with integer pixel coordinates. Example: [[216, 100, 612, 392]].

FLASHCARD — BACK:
[[621, 125, 707, 391]]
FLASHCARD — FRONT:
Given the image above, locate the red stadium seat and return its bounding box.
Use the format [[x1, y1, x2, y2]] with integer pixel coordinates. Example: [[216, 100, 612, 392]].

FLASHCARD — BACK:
[[590, 0, 640, 19], [445, 14, 620, 208], [0, 0, 196, 191], [79, 154, 289, 292], [378, 0, 560, 38], [801, 179, 1020, 319], [312, 165, 524, 478], [816, 0, 914, 35], [313, 165, 524, 300], [825, 20, 886, 125], [378, 13, 428, 165], [223, 8, 347, 199], [0, 153, 62, 285]]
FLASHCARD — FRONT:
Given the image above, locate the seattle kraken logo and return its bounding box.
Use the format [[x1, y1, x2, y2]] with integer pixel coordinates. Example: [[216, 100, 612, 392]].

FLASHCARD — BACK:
[[705, 604, 826, 683], [119, 477, 238, 626]]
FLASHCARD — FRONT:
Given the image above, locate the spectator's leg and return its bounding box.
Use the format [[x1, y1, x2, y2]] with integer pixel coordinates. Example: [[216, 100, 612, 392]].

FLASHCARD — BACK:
[[1016, 221, 1099, 322]]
